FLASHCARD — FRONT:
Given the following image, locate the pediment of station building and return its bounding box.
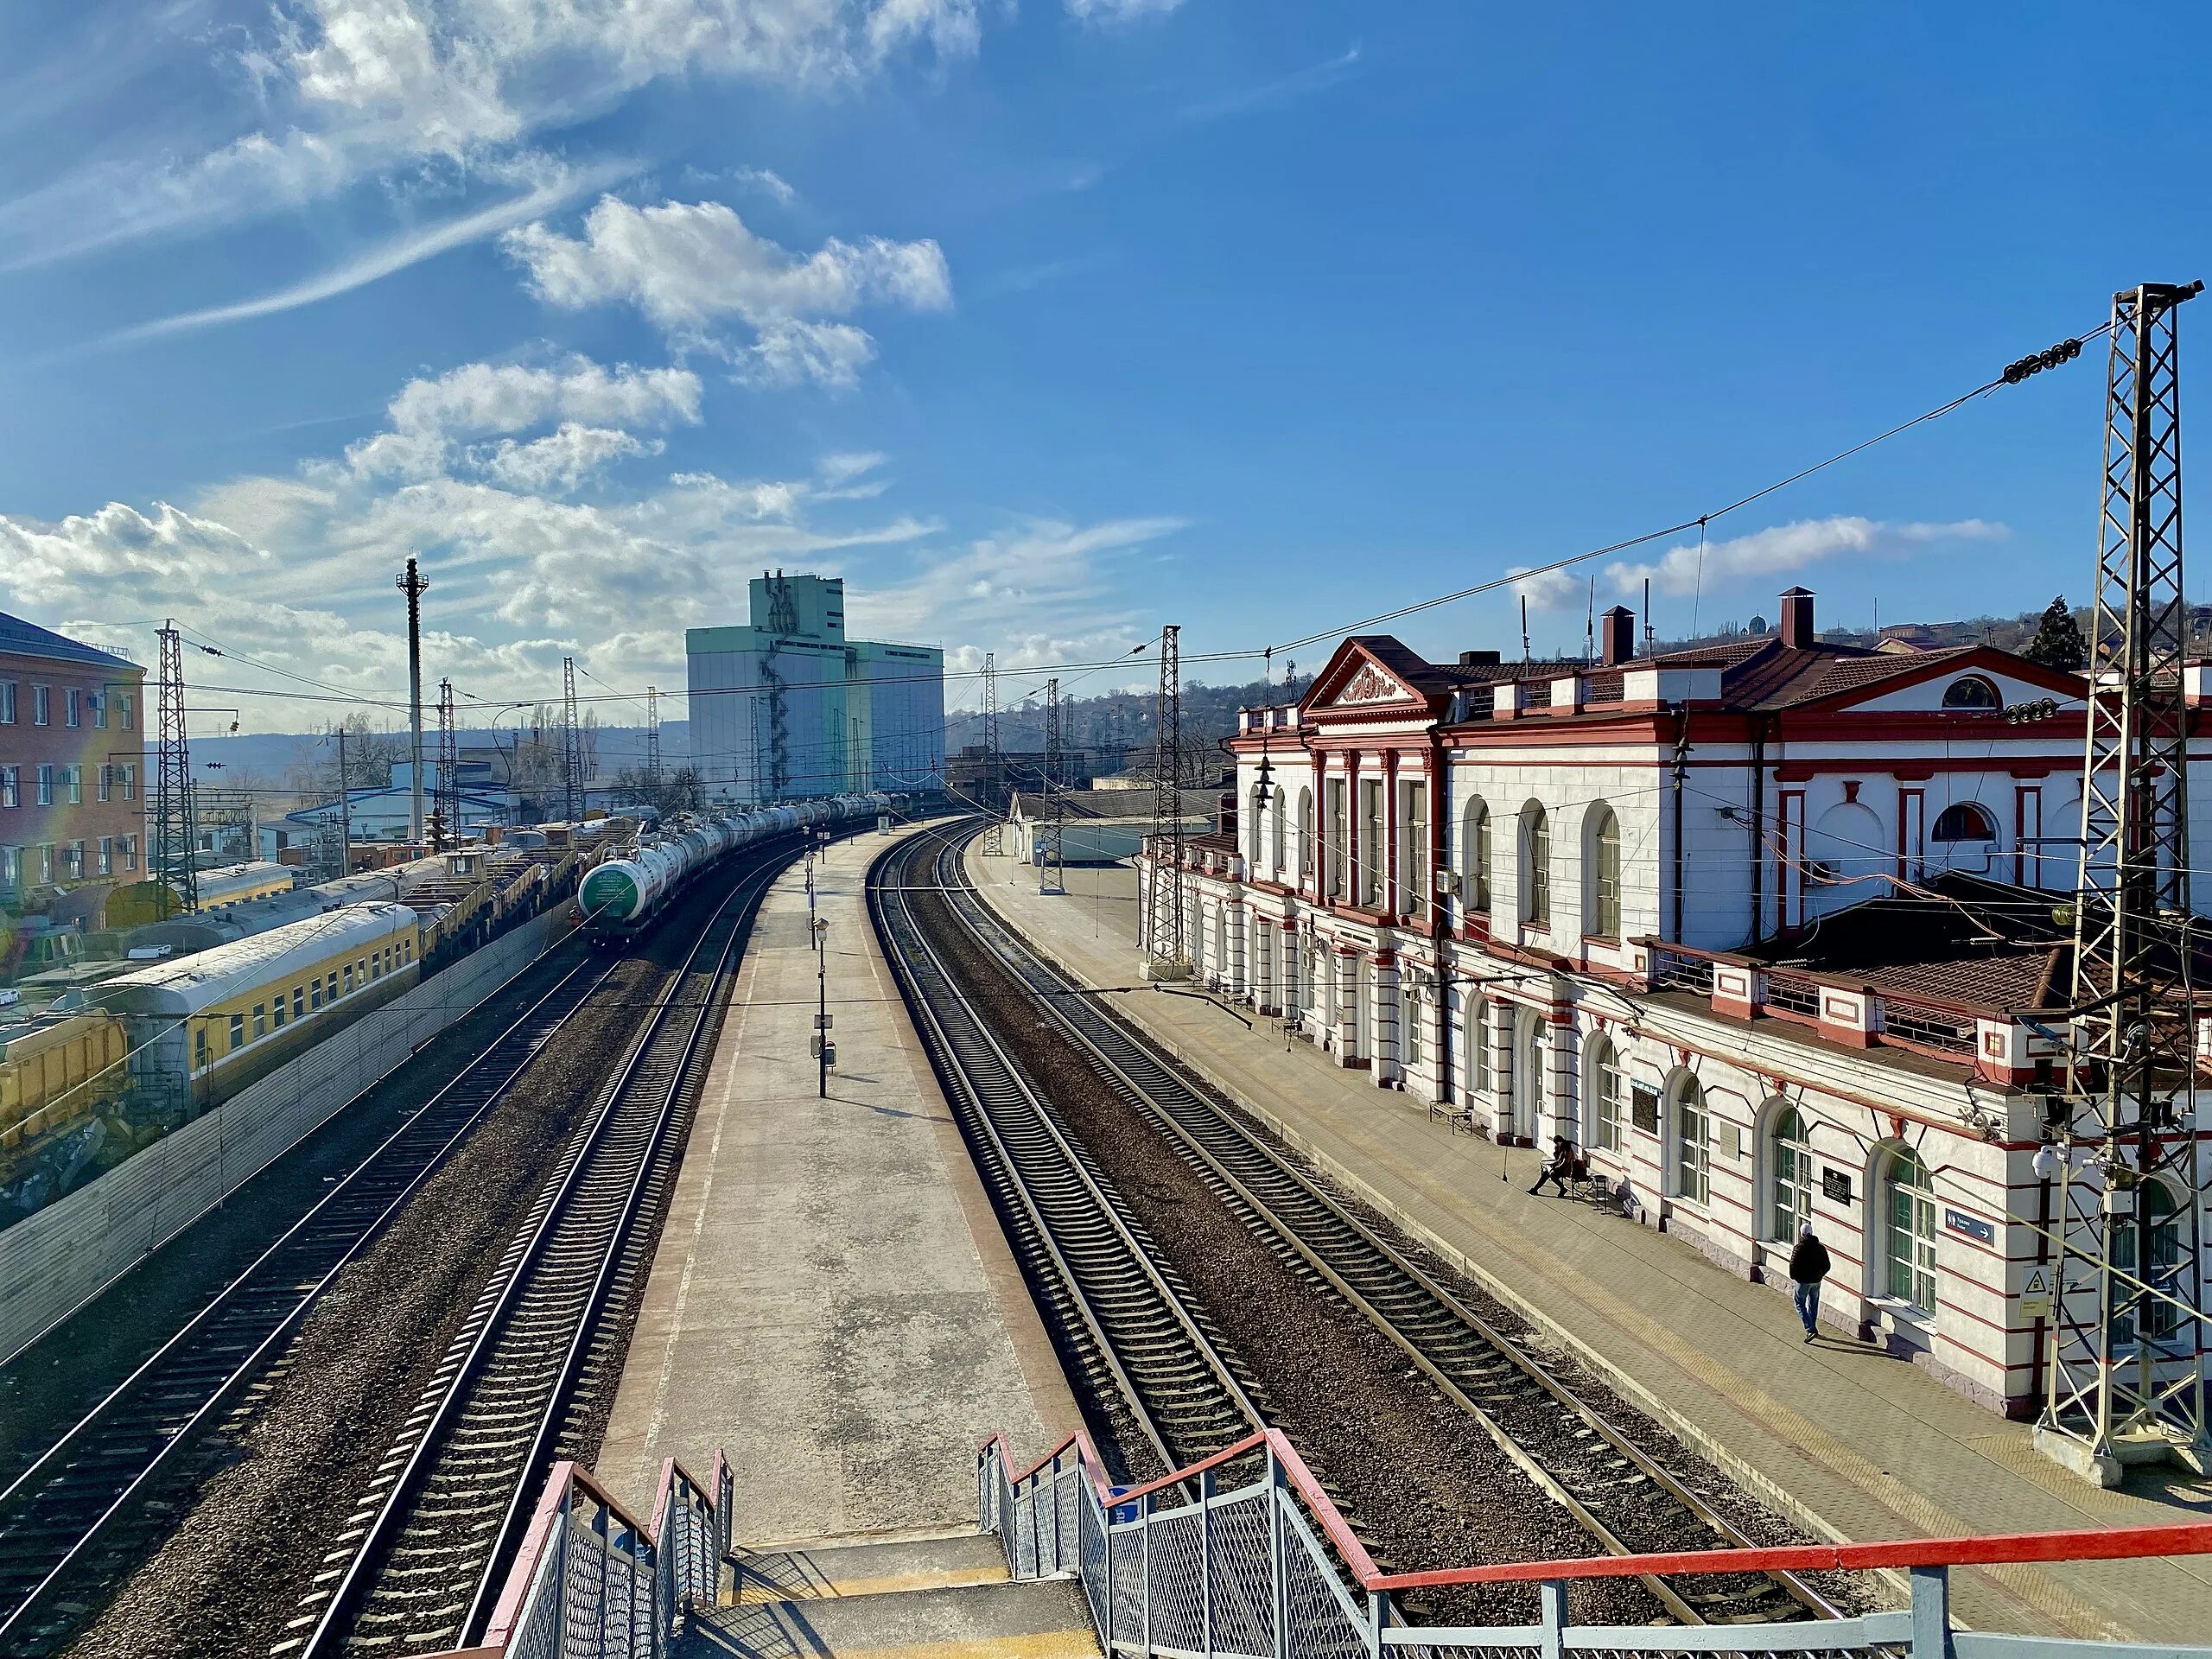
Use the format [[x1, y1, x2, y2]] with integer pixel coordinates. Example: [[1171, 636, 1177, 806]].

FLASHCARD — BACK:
[[1302, 639, 1431, 717]]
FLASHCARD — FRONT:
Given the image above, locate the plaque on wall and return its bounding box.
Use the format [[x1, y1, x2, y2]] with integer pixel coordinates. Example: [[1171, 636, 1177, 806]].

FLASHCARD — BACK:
[[1630, 1083, 1660, 1135], [1821, 1167, 1853, 1204]]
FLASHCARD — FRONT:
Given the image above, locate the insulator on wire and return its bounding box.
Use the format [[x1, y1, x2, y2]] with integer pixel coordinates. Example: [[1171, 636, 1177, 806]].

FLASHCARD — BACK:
[[2002, 337, 2083, 385]]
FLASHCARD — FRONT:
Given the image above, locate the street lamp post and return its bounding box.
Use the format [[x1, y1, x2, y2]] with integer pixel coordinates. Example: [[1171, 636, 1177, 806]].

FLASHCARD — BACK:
[[812, 914, 830, 1097]]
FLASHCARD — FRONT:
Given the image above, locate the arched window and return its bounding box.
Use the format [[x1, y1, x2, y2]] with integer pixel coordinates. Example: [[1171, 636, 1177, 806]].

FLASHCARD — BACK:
[[1673, 1076, 1710, 1203], [1271, 787, 1287, 874], [1942, 676, 2000, 710], [1462, 798, 1491, 912], [1468, 996, 1490, 1094], [1882, 1147, 1937, 1313], [1297, 788, 1314, 881], [1586, 1033, 1623, 1152], [1402, 979, 1423, 1070], [1585, 804, 1621, 939], [1931, 803, 1998, 843], [2113, 1180, 2184, 1342], [1521, 801, 1550, 928], [1770, 1106, 1814, 1241], [1248, 784, 1266, 871]]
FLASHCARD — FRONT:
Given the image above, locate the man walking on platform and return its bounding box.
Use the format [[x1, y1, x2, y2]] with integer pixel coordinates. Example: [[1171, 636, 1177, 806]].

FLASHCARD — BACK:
[[1789, 1222, 1831, 1341]]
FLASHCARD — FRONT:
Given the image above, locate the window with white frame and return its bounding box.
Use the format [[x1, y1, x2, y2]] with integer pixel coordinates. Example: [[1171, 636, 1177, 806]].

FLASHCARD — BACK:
[[1402, 980, 1423, 1068], [34, 685, 50, 726], [1298, 787, 1314, 881], [1882, 1147, 1937, 1313], [121, 763, 137, 801], [1468, 996, 1490, 1093], [1585, 803, 1621, 939], [1248, 783, 1266, 871], [1770, 1106, 1814, 1240], [1674, 1076, 1711, 1204], [1587, 1034, 1624, 1152], [2113, 1180, 2184, 1342], [1271, 788, 1287, 874], [64, 766, 81, 805], [98, 837, 112, 876], [0, 681, 14, 723], [92, 691, 106, 728], [66, 687, 81, 728], [0, 766, 16, 809], [122, 835, 137, 870], [1358, 779, 1383, 908], [1398, 778, 1427, 921], [1520, 800, 1551, 928], [1462, 798, 1491, 912], [98, 766, 111, 804], [1325, 780, 1345, 899], [36, 766, 53, 807]]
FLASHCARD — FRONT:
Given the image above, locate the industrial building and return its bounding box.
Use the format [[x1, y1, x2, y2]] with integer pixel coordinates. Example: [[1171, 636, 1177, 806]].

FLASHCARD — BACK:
[[0, 610, 147, 931], [685, 572, 944, 803]]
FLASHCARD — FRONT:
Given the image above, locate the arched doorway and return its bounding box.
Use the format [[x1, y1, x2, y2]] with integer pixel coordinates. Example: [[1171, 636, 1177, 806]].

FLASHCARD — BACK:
[[1878, 1145, 1937, 1314], [1510, 1007, 1546, 1140]]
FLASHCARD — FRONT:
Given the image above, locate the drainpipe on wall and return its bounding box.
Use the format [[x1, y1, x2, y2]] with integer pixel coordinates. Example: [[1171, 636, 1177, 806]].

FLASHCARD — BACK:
[[1669, 704, 1688, 944], [1749, 715, 1767, 946]]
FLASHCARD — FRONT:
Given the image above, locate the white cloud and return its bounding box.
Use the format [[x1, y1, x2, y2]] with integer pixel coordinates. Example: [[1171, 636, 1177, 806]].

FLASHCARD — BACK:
[[2, 0, 993, 266], [504, 194, 951, 384], [1066, 0, 1186, 22], [1607, 516, 2010, 597], [467, 423, 662, 492], [345, 355, 702, 477], [733, 165, 798, 205], [1509, 565, 1582, 612]]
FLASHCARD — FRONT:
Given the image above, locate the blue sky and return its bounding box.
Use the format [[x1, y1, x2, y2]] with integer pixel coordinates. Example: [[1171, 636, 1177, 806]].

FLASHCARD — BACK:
[[1, 1, 2207, 733]]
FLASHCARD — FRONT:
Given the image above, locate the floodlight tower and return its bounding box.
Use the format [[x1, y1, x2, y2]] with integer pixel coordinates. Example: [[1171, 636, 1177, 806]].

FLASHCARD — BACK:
[[2038, 279, 2211, 1485]]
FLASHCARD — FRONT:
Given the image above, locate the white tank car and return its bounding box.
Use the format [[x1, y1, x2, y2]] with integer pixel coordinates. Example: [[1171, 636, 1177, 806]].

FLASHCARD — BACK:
[[576, 798, 874, 941]]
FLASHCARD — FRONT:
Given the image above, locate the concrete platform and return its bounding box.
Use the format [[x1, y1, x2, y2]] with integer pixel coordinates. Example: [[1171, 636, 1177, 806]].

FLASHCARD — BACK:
[[964, 846, 2212, 1644], [596, 825, 1084, 1548], [678, 1574, 1099, 1659]]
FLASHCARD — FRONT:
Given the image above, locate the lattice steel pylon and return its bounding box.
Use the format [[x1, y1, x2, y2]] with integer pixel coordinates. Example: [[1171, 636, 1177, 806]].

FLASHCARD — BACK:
[[2037, 279, 2210, 1486], [1141, 625, 1188, 974], [980, 652, 1004, 854], [645, 685, 662, 782], [151, 620, 198, 917], [561, 656, 583, 822], [434, 678, 459, 850], [1039, 677, 1065, 893]]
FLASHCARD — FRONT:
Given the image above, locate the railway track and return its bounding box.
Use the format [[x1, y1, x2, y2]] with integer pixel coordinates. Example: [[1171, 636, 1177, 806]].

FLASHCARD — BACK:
[[0, 949, 620, 1656], [869, 826, 1262, 1486], [880, 820, 1840, 1628], [295, 847, 786, 1657]]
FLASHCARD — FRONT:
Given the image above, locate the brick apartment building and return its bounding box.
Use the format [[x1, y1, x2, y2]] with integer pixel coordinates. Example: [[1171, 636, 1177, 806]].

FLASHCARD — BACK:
[[0, 612, 149, 930]]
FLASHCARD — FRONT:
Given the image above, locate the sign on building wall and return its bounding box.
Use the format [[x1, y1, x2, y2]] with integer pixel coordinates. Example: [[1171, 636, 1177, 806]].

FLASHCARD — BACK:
[[1944, 1206, 1995, 1244], [1630, 1083, 1659, 1134], [1821, 1167, 1853, 1204]]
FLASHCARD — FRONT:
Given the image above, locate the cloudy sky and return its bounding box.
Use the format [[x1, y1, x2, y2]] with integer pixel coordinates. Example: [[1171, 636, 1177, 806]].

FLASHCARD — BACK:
[[1, 3, 2207, 734]]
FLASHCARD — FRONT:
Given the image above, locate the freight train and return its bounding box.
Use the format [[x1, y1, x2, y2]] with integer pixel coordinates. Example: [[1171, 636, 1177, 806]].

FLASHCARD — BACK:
[[576, 795, 892, 943]]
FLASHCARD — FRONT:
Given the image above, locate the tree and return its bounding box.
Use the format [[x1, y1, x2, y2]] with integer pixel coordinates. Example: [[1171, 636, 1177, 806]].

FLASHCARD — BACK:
[[2023, 595, 2088, 672]]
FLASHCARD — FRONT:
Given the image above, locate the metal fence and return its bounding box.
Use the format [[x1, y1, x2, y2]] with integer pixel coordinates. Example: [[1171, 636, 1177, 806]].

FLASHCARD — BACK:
[[979, 1427, 2212, 1659], [449, 1452, 734, 1659]]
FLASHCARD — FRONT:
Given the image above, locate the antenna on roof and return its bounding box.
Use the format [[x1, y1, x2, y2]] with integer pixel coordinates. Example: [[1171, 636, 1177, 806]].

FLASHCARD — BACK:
[[1643, 577, 1655, 659], [1520, 594, 1530, 665], [1585, 577, 1596, 665]]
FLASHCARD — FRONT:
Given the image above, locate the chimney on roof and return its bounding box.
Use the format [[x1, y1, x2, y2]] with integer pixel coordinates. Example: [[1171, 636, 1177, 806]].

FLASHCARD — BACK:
[[1779, 587, 1815, 649], [1599, 606, 1636, 666], [1459, 650, 1501, 667]]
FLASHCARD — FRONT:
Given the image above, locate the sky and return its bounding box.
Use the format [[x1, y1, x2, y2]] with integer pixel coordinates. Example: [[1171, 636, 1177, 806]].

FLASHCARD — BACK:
[[1, 1, 2209, 736]]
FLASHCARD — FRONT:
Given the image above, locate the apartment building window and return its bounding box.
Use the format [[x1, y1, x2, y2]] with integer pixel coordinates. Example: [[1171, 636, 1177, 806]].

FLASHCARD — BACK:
[[0, 681, 14, 722], [37, 845, 54, 884], [121, 763, 137, 801], [34, 685, 50, 725], [121, 835, 137, 871], [36, 766, 54, 807], [64, 766, 82, 805], [92, 691, 107, 728], [98, 837, 112, 876], [0, 766, 16, 809], [66, 688, 81, 728], [64, 842, 85, 880], [1358, 779, 1382, 908], [1397, 779, 1427, 921], [98, 766, 111, 804], [118, 691, 135, 729]]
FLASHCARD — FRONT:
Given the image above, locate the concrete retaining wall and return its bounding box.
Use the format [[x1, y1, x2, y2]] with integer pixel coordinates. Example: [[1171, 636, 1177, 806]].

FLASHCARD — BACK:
[[0, 906, 578, 1363]]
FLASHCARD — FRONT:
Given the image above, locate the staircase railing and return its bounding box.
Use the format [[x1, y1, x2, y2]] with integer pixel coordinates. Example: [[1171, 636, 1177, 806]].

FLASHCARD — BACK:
[[980, 1426, 2212, 1659], [410, 1451, 733, 1659]]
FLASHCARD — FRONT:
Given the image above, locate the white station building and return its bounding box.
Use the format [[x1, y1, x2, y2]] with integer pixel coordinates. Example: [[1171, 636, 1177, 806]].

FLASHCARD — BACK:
[[1140, 587, 2212, 1418]]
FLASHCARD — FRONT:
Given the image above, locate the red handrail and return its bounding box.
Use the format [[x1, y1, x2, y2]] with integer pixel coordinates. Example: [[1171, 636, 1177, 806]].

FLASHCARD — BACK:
[[981, 1430, 2212, 1597]]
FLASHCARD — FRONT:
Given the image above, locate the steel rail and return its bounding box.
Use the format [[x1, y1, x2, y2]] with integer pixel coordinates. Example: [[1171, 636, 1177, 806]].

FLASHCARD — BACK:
[[868, 823, 1261, 1486], [0, 948, 620, 1656], [297, 840, 793, 1658], [926, 822, 1841, 1626]]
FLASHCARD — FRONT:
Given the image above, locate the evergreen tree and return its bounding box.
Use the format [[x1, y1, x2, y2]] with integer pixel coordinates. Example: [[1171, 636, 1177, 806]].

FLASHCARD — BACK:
[[2023, 595, 2088, 672]]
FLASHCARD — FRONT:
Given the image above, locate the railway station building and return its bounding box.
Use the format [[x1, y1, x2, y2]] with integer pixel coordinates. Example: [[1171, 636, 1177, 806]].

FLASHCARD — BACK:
[[1141, 587, 2212, 1417], [685, 572, 945, 804]]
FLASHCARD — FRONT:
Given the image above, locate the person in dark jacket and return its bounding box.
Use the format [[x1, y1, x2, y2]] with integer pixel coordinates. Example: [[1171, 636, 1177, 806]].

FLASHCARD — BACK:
[[1788, 1222, 1831, 1341], [1529, 1135, 1576, 1198]]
